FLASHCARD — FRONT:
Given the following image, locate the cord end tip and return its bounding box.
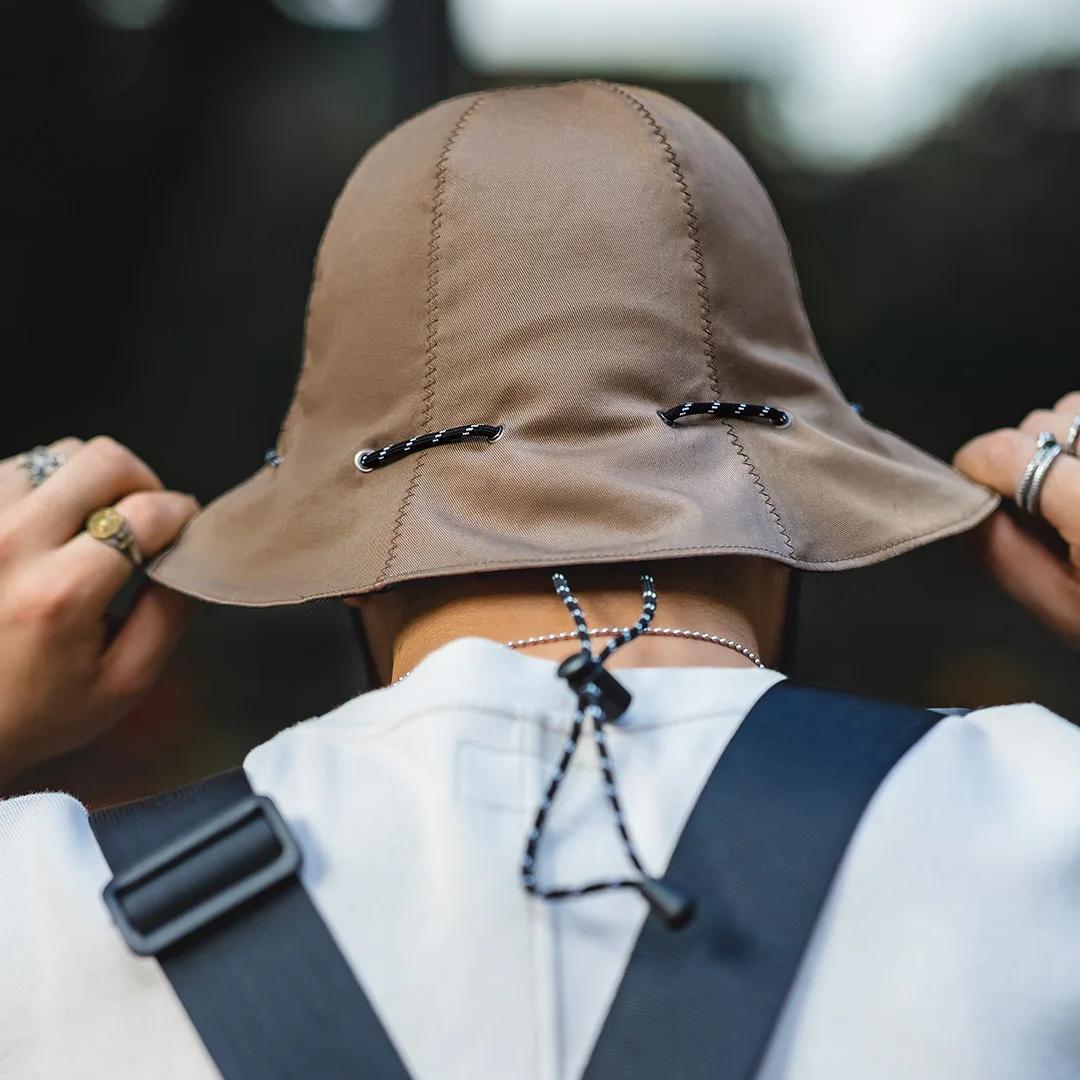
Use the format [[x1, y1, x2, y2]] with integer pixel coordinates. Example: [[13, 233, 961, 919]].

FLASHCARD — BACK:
[[639, 876, 697, 931]]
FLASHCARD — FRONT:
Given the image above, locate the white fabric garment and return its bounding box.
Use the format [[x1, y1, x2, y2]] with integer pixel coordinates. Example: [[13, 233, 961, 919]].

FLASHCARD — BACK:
[[2, 636, 1080, 1079]]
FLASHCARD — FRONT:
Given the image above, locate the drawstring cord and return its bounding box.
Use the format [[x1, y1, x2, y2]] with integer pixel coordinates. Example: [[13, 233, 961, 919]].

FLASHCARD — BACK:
[[270, 399, 794, 470], [658, 401, 790, 427], [354, 423, 503, 472], [521, 571, 697, 931]]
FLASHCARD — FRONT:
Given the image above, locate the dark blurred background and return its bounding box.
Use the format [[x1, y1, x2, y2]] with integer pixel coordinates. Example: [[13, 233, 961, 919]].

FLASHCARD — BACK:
[[3, 0, 1079, 804]]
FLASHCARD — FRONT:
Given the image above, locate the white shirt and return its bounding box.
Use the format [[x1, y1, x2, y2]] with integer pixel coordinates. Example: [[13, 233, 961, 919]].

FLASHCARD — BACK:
[[2, 637, 1079, 1080]]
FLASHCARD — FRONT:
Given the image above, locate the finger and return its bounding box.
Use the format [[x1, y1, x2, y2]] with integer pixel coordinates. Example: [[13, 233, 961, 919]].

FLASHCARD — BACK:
[[4, 436, 162, 548], [0, 437, 84, 514], [56, 489, 199, 611], [1017, 409, 1073, 444], [97, 582, 191, 705], [970, 511, 1080, 646], [954, 428, 1080, 544], [1054, 390, 1080, 417]]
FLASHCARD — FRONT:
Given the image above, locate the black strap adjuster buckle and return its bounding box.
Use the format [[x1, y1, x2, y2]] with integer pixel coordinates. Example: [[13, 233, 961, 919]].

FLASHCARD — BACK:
[[103, 794, 302, 957]]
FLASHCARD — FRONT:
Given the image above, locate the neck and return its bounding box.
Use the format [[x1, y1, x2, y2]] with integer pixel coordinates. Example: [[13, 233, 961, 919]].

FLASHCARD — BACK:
[[355, 558, 789, 684]]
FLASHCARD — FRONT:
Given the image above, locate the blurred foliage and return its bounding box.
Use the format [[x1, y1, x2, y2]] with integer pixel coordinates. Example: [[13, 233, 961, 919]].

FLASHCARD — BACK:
[[2, 0, 1078, 801]]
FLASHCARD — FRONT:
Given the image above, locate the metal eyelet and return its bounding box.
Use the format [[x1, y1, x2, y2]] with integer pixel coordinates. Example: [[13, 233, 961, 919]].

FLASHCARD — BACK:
[[354, 449, 374, 473]]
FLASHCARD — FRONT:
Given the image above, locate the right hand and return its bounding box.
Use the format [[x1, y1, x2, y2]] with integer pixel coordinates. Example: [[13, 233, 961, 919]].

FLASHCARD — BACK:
[[954, 392, 1080, 648], [0, 437, 198, 784]]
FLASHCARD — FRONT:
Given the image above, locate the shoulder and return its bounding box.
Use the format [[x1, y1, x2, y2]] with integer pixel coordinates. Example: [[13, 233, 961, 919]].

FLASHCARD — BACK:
[[0, 789, 114, 967], [769, 700, 1080, 1077], [0, 789, 103, 886], [0, 790, 218, 1076], [927, 700, 1080, 810], [957, 697, 1077, 741], [860, 699, 1080, 925], [0, 792, 111, 1036], [880, 699, 1080, 841]]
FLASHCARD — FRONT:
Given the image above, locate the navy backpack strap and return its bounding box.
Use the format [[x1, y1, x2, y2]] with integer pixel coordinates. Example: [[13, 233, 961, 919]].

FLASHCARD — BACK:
[[89, 767, 411, 1080], [586, 680, 943, 1080]]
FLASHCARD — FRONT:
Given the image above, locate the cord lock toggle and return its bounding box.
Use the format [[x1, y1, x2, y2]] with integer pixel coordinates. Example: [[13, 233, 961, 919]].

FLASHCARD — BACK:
[[557, 652, 632, 721]]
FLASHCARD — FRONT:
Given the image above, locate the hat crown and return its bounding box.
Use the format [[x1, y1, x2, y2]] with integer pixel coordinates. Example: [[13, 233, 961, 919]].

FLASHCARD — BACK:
[[147, 82, 995, 606], [288, 81, 820, 458]]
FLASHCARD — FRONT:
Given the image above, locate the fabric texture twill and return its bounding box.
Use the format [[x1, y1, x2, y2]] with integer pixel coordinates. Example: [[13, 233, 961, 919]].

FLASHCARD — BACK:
[[3, 638, 1080, 1080], [147, 81, 997, 606]]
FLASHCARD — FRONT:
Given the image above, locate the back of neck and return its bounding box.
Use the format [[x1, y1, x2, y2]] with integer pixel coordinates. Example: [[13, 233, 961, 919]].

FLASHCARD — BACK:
[[355, 557, 790, 684]]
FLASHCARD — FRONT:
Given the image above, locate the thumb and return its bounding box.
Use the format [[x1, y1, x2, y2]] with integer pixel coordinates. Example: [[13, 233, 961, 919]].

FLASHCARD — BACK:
[[970, 511, 1080, 647]]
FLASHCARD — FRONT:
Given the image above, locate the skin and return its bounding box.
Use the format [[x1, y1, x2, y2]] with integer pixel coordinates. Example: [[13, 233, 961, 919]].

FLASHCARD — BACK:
[[2, 389, 1079, 784], [350, 556, 792, 686], [954, 390, 1080, 647], [0, 437, 197, 786]]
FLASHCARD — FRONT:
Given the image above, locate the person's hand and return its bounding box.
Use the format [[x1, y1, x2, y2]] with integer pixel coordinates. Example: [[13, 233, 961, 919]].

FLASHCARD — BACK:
[[954, 392, 1080, 647], [0, 437, 198, 784]]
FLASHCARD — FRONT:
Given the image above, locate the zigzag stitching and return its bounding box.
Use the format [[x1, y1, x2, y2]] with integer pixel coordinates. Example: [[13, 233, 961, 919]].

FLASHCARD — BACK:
[[600, 82, 794, 556], [377, 96, 486, 584]]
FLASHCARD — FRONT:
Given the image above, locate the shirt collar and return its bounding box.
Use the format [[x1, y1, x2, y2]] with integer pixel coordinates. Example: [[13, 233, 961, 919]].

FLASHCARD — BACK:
[[315, 636, 785, 732]]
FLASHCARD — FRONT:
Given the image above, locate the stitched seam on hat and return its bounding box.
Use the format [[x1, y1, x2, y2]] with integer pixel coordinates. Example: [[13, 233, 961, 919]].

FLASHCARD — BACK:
[[376, 95, 487, 586], [273, 90, 490, 460], [599, 82, 795, 558], [277, 86, 607, 457]]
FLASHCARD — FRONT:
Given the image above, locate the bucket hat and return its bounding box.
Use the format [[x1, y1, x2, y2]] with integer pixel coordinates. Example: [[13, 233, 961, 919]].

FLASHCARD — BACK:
[[149, 81, 997, 606]]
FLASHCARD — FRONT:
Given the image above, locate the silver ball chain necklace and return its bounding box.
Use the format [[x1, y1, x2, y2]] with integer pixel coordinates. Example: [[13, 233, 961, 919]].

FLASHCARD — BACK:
[[392, 621, 762, 685], [506, 625, 763, 667], [389, 571, 762, 929]]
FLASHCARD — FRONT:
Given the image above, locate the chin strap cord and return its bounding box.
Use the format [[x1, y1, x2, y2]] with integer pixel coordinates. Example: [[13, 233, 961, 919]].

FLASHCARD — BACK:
[[520, 570, 697, 930]]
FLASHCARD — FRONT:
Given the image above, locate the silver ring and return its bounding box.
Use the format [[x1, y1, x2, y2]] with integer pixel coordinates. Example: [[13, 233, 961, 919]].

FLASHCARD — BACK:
[[85, 507, 143, 567], [1066, 414, 1080, 456], [16, 445, 66, 488], [1016, 432, 1064, 515]]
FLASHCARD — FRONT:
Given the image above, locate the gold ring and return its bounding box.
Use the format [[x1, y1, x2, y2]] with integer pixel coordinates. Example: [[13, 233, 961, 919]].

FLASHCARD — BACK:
[[86, 506, 143, 567]]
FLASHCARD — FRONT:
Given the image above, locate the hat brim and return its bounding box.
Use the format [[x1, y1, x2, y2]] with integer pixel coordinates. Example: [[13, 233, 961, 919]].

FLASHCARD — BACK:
[[148, 414, 999, 607]]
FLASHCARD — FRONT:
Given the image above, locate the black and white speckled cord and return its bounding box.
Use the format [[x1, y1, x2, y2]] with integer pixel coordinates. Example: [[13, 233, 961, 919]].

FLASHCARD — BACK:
[[657, 401, 790, 427], [354, 423, 503, 472], [522, 571, 694, 928]]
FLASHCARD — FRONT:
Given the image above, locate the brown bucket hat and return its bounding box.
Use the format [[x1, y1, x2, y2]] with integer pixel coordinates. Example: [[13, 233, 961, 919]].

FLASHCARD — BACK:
[[149, 80, 997, 607]]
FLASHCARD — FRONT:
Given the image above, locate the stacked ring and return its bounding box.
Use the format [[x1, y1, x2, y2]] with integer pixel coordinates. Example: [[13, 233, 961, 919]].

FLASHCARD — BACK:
[[86, 506, 143, 567], [1015, 432, 1064, 516], [1065, 414, 1080, 457], [17, 445, 66, 488]]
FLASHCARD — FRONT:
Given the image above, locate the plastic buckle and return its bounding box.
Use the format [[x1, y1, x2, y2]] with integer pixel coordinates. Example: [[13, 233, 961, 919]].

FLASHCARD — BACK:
[[103, 795, 302, 957]]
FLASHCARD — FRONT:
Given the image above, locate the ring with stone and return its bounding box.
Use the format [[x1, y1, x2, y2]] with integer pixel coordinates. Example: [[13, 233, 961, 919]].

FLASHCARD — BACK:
[[16, 445, 66, 488], [1015, 431, 1064, 516], [1065, 414, 1080, 457], [85, 506, 143, 567]]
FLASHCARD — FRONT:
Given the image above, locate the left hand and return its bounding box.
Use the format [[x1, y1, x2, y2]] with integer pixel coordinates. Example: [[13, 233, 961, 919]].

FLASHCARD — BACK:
[[0, 437, 198, 784], [954, 392, 1080, 647]]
